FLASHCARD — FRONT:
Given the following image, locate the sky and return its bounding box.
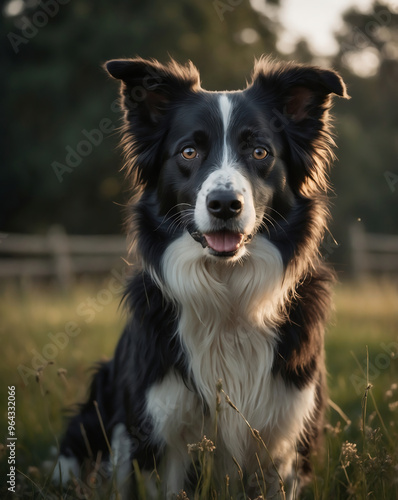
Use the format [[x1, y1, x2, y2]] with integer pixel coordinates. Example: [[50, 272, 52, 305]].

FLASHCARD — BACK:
[[5, 0, 398, 59], [276, 0, 397, 55]]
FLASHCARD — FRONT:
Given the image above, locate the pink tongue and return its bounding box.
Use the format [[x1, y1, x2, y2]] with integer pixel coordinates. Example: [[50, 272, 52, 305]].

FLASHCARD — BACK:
[[204, 232, 243, 253]]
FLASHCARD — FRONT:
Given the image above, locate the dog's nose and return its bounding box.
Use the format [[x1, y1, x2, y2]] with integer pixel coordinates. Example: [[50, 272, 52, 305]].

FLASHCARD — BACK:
[[206, 190, 244, 220]]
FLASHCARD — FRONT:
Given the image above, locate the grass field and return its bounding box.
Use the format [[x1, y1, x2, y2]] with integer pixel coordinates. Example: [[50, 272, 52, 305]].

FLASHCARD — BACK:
[[0, 277, 397, 499]]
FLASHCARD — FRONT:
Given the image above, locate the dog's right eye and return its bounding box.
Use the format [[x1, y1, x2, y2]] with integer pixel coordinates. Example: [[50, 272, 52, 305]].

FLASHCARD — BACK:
[[181, 147, 198, 160], [252, 147, 268, 160]]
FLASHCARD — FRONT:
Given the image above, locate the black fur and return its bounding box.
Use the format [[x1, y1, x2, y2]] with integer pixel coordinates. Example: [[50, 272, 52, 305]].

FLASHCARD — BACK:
[[58, 57, 348, 498]]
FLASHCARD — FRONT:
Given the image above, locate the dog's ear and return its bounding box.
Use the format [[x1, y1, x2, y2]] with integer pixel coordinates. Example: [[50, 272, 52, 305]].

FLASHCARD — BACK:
[[250, 59, 349, 192], [251, 58, 349, 123], [104, 58, 200, 186], [105, 58, 200, 125], [282, 67, 349, 123]]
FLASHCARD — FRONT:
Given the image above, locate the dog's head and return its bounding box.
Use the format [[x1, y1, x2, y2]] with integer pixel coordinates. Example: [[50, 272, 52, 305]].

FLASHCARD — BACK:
[[105, 57, 348, 261]]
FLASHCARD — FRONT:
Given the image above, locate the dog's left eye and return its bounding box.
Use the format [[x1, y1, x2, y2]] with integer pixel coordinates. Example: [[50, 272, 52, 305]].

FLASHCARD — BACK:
[[252, 147, 268, 160], [181, 147, 198, 160]]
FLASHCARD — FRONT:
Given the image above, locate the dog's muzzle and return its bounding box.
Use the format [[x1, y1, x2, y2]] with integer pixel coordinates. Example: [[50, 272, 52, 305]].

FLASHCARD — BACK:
[[190, 187, 255, 257]]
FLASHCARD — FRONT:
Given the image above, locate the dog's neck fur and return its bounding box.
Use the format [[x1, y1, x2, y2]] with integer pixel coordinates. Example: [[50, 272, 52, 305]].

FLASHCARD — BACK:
[[147, 232, 315, 469]]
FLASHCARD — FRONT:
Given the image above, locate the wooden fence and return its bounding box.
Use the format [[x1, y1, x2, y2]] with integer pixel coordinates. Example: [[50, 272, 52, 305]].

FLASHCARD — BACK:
[[0, 226, 127, 288], [0, 225, 397, 286], [349, 224, 398, 277]]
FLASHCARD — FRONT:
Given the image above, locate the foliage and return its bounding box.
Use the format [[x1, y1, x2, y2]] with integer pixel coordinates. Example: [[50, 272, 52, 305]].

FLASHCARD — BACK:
[[2, 1, 398, 271], [329, 2, 398, 265], [2, 0, 276, 234]]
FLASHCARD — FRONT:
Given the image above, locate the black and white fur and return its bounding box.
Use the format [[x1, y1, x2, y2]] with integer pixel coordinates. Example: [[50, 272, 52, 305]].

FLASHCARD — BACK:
[[56, 57, 348, 498]]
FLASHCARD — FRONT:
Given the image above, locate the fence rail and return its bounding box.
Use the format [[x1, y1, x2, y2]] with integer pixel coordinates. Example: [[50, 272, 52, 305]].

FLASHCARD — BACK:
[[1, 225, 397, 286], [0, 226, 127, 288], [349, 224, 398, 276]]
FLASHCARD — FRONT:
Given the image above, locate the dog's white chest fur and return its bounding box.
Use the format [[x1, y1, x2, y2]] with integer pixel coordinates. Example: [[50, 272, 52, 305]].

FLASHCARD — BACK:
[[146, 233, 316, 492]]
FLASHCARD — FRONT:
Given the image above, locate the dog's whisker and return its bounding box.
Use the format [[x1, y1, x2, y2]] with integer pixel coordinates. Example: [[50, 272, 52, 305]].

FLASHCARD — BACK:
[[166, 211, 195, 235], [258, 219, 271, 237], [264, 206, 289, 224], [260, 213, 288, 237], [154, 204, 194, 232]]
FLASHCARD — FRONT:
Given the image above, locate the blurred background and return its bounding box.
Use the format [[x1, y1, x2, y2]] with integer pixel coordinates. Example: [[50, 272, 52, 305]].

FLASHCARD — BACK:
[[1, 2, 398, 497], [1, 0, 398, 280]]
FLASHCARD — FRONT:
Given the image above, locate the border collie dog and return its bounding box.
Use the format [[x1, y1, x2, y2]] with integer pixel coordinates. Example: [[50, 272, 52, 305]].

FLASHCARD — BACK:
[[57, 57, 348, 498]]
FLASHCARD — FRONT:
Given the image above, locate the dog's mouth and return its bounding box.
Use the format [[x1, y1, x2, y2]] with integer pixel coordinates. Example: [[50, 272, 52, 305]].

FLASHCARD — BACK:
[[191, 230, 253, 257]]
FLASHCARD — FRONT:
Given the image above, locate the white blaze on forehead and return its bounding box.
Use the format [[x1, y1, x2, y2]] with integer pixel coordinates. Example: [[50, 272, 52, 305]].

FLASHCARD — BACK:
[[193, 94, 256, 237], [219, 94, 233, 134], [218, 93, 233, 166]]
